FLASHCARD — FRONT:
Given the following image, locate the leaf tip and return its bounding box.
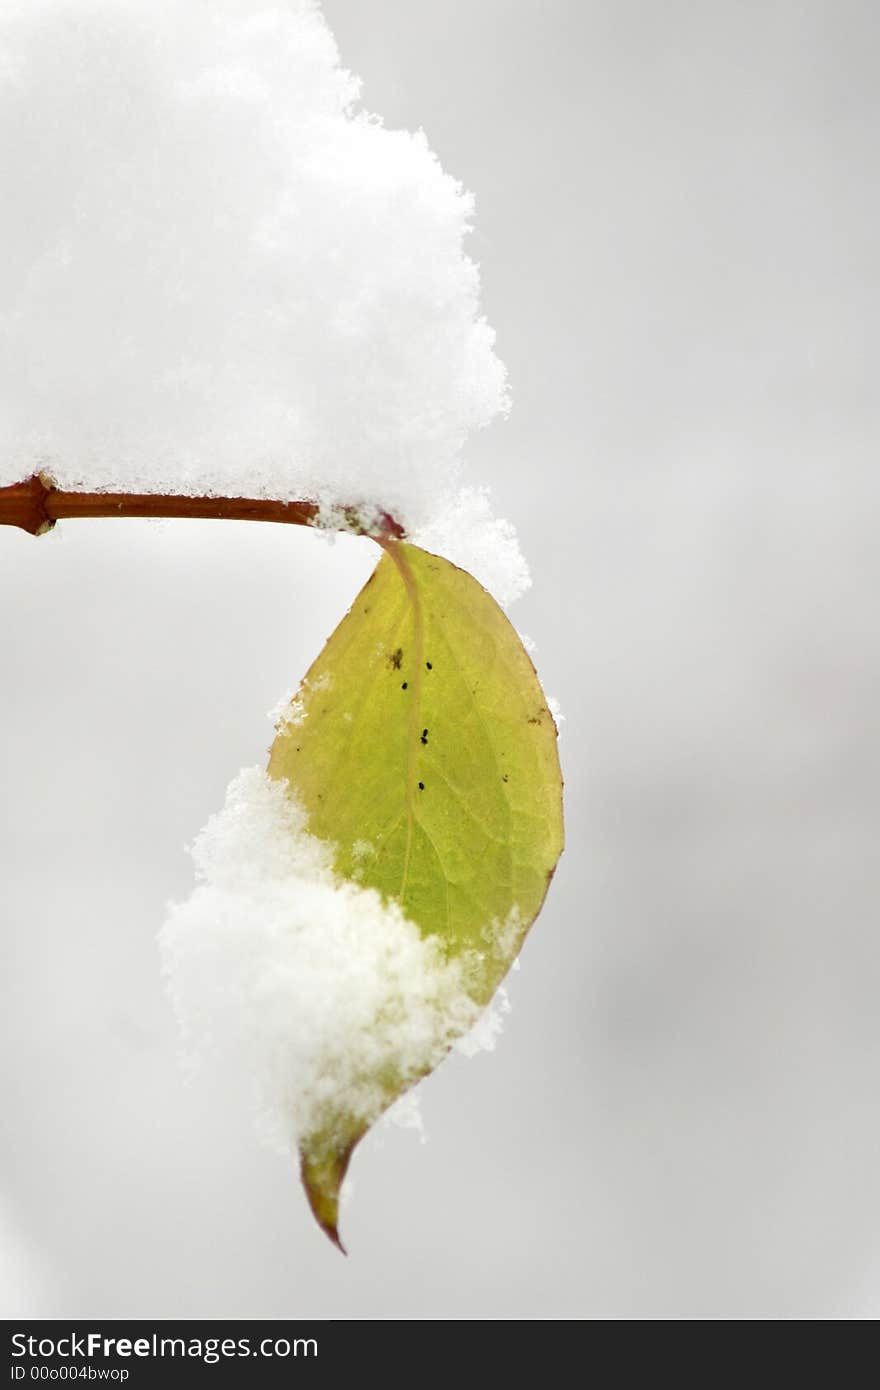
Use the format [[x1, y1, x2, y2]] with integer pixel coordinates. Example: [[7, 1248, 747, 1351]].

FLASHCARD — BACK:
[[299, 1142, 354, 1254]]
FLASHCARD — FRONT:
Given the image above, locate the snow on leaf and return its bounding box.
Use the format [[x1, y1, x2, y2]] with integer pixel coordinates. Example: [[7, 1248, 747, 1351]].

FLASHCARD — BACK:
[[268, 542, 564, 1245]]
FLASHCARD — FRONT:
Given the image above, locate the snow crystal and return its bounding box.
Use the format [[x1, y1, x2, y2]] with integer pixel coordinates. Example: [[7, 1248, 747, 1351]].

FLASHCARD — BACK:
[[0, 0, 525, 602], [265, 687, 297, 729], [383, 1092, 427, 1142], [414, 487, 531, 608], [455, 986, 511, 1058], [159, 768, 506, 1152], [270, 671, 332, 731], [547, 696, 565, 736]]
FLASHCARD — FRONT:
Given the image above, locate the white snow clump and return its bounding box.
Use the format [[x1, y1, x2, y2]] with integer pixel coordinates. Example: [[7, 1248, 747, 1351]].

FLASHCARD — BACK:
[[4, 2, 530, 1155], [159, 768, 504, 1151], [0, 0, 524, 599]]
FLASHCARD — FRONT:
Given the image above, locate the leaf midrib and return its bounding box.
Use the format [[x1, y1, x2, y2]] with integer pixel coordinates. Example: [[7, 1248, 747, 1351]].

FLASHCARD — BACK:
[[381, 540, 424, 908]]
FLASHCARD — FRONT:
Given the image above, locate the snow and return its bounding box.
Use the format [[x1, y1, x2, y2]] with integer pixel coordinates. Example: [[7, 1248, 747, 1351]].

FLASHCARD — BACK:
[[547, 696, 565, 735], [2, 1, 532, 1162], [413, 486, 531, 607], [159, 768, 509, 1152], [0, 0, 525, 603]]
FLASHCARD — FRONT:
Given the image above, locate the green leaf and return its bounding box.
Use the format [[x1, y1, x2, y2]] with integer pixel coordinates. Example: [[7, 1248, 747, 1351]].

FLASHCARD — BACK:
[[268, 541, 563, 1246]]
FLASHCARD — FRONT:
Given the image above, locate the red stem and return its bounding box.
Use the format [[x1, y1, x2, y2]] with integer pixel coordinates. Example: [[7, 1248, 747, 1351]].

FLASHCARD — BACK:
[[0, 473, 405, 541]]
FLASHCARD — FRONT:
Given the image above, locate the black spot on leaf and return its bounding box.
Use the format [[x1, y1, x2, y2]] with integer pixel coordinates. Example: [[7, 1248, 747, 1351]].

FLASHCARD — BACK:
[[387, 647, 403, 670]]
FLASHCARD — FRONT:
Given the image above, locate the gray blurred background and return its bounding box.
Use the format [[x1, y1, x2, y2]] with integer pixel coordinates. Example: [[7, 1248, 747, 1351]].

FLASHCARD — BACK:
[[2, 0, 878, 1318]]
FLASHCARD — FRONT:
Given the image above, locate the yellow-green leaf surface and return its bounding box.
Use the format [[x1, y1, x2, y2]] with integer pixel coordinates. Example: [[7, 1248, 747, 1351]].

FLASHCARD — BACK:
[[268, 541, 563, 1246]]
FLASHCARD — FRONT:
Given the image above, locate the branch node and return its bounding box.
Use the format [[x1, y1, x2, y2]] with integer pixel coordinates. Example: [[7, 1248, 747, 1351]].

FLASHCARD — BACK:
[[0, 473, 55, 536]]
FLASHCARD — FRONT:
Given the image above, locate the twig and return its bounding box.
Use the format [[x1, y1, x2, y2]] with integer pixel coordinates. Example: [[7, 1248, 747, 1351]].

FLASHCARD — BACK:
[[0, 473, 405, 541]]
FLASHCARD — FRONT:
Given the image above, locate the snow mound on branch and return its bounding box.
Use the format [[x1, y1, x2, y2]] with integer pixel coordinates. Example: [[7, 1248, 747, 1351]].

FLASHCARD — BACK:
[[0, 0, 521, 599], [159, 768, 506, 1151]]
